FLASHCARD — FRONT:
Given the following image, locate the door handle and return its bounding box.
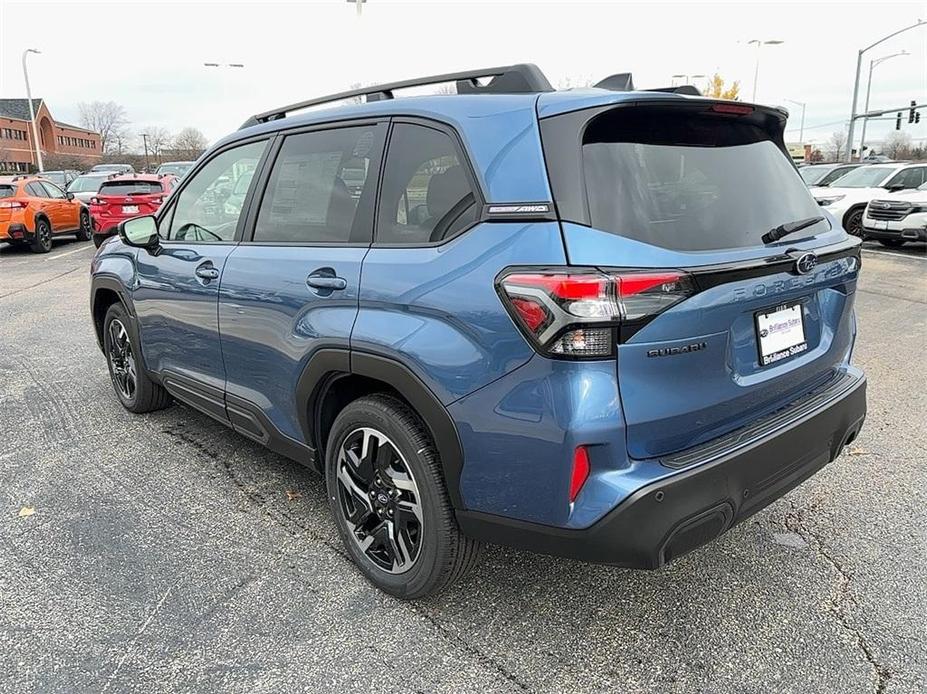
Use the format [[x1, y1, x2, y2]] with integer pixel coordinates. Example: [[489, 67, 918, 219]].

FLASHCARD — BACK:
[[306, 268, 347, 291], [195, 265, 220, 280], [306, 276, 347, 290]]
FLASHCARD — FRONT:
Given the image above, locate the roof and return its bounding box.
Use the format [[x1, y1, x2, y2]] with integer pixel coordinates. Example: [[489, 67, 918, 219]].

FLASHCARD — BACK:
[[54, 120, 98, 134], [0, 98, 43, 121], [102, 173, 163, 182]]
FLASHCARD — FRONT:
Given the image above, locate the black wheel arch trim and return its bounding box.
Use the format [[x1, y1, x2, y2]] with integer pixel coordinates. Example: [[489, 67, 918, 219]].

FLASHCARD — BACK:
[[296, 348, 466, 509], [90, 275, 138, 352]]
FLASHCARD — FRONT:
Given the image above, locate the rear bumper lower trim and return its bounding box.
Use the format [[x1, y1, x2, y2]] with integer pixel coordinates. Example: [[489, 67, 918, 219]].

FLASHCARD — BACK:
[[457, 372, 866, 568]]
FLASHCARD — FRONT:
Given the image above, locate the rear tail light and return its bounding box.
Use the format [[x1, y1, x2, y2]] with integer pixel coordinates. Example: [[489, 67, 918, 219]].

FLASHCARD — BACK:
[[498, 269, 694, 358], [0, 200, 26, 209], [569, 446, 591, 502]]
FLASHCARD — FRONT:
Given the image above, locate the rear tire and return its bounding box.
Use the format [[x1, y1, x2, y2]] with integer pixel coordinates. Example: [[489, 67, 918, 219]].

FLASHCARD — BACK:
[[325, 394, 481, 599], [76, 210, 92, 241], [103, 303, 172, 413], [30, 218, 52, 253], [878, 239, 905, 248]]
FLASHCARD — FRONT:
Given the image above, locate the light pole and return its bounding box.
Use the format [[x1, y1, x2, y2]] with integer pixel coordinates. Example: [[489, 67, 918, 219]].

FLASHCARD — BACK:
[[347, 0, 366, 16], [845, 19, 925, 162], [22, 48, 44, 173], [203, 62, 245, 69], [784, 99, 807, 142], [747, 39, 784, 102], [141, 133, 151, 172], [858, 51, 909, 159]]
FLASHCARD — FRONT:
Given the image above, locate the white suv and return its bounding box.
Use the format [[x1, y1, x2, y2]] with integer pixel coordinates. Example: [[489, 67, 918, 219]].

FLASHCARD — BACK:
[[812, 163, 927, 236], [863, 182, 927, 247]]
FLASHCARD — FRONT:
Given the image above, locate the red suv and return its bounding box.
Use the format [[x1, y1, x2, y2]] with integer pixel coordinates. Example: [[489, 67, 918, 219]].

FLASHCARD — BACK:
[[90, 174, 177, 247]]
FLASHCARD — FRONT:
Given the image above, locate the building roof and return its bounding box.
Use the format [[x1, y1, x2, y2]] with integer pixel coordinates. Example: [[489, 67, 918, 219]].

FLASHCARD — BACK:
[[54, 120, 98, 134], [0, 98, 44, 121]]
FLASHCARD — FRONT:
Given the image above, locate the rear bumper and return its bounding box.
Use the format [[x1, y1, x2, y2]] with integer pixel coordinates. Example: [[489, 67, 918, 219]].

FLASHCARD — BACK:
[[457, 371, 866, 568], [1, 223, 31, 242]]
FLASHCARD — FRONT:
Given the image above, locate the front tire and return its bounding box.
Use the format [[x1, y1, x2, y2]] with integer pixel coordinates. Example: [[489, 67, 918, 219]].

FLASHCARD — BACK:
[[30, 218, 52, 253], [843, 207, 864, 238], [325, 394, 481, 599], [103, 303, 171, 413], [76, 210, 92, 241]]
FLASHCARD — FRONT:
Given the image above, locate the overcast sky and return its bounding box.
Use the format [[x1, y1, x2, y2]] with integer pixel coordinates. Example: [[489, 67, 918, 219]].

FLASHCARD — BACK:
[[1, 0, 924, 151]]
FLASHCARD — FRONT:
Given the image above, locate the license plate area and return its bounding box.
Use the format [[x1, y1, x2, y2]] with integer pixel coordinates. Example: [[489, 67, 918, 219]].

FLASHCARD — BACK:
[[755, 301, 807, 366], [122, 205, 138, 214]]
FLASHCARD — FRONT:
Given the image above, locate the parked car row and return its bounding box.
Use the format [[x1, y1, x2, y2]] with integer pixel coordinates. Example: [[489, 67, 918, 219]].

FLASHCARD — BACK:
[[809, 162, 926, 242], [0, 169, 180, 253], [861, 182, 927, 247]]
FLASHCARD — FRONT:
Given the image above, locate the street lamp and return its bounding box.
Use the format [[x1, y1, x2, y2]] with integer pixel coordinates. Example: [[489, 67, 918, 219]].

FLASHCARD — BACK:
[[347, 0, 366, 17], [21, 48, 44, 173], [747, 39, 784, 102], [784, 98, 807, 142], [858, 51, 909, 159], [845, 19, 925, 162]]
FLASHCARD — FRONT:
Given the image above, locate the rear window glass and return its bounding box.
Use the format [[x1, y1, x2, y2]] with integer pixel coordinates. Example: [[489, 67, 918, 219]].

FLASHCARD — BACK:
[[580, 108, 827, 251], [99, 181, 162, 196], [0, 186, 14, 198], [69, 176, 106, 193]]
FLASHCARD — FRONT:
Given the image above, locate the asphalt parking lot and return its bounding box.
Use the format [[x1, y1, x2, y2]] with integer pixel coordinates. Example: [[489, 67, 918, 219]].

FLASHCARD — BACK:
[[0, 238, 924, 694]]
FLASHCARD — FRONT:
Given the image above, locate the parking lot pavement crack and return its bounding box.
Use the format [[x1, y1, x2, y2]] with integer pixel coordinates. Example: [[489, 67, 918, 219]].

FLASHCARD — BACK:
[[408, 605, 533, 692], [785, 501, 891, 694], [0, 267, 81, 300]]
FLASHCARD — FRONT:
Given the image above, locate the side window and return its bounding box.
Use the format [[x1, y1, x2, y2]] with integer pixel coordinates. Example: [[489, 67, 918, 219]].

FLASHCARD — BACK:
[[253, 125, 382, 244], [25, 182, 46, 198], [40, 182, 66, 199], [376, 123, 479, 245], [887, 167, 925, 189], [165, 140, 266, 242]]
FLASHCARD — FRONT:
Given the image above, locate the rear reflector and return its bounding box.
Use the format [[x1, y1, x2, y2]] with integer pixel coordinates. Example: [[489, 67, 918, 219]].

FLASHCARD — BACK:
[[569, 446, 590, 502]]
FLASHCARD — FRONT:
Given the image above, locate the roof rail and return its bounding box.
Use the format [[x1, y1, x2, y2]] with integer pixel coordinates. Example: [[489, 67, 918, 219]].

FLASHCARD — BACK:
[[240, 63, 553, 129]]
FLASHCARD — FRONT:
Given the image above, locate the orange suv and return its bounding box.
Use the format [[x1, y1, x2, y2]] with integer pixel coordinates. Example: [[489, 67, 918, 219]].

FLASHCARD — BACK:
[[0, 175, 92, 253]]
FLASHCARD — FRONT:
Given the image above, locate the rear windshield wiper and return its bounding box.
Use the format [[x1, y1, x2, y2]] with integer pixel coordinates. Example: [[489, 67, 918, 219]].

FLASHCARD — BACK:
[[762, 215, 825, 244]]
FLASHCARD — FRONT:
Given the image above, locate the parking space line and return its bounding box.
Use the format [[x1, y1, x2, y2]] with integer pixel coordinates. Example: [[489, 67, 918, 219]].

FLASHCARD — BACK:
[[44, 245, 96, 262]]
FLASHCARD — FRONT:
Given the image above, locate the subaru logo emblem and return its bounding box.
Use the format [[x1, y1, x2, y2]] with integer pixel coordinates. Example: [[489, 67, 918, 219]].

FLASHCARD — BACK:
[[795, 253, 817, 275]]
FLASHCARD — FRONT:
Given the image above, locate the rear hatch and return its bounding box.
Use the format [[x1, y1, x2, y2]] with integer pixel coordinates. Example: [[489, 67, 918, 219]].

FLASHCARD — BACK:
[[92, 179, 164, 219], [0, 185, 16, 222], [539, 96, 861, 459]]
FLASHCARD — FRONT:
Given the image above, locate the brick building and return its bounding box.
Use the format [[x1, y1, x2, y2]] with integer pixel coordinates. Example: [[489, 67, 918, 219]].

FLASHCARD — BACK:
[[0, 98, 102, 172]]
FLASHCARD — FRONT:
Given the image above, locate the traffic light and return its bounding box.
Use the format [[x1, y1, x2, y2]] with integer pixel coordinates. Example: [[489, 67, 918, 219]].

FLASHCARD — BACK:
[[917, 112, 922, 125], [909, 100, 916, 123], [897, 112, 902, 130]]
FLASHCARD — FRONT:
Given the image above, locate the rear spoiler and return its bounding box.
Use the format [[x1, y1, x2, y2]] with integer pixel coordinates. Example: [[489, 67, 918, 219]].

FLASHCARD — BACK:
[[594, 73, 702, 96]]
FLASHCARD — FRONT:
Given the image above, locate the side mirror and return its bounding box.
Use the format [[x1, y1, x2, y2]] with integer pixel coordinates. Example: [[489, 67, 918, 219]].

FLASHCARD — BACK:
[[119, 215, 160, 250], [885, 183, 906, 191], [66, 191, 75, 201]]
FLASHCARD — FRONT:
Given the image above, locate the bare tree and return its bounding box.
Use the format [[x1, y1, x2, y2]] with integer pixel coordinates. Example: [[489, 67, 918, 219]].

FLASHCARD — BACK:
[[557, 75, 594, 90], [141, 126, 171, 161], [882, 131, 912, 160], [172, 127, 208, 159], [77, 101, 129, 154], [828, 130, 848, 162]]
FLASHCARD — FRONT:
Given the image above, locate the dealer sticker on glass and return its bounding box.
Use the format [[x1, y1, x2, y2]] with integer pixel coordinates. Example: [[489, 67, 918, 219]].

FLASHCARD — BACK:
[[756, 302, 807, 366]]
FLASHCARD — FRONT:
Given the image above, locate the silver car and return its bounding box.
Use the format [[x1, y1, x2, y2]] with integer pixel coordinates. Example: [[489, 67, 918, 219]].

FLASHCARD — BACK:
[[66, 172, 115, 203]]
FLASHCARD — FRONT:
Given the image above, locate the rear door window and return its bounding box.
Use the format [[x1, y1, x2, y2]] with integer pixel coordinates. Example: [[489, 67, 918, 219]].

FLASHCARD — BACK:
[[253, 124, 384, 244], [0, 186, 14, 199], [376, 123, 479, 245], [577, 108, 827, 251]]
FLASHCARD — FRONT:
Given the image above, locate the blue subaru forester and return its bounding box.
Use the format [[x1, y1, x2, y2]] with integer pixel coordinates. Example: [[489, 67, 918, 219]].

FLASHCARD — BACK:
[[90, 65, 866, 598]]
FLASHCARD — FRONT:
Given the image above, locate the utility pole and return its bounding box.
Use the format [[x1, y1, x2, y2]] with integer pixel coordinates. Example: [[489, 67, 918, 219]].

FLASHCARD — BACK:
[[141, 133, 151, 172], [784, 99, 807, 142], [22, 49, 44, 173], [845, 20, 924, 162]]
